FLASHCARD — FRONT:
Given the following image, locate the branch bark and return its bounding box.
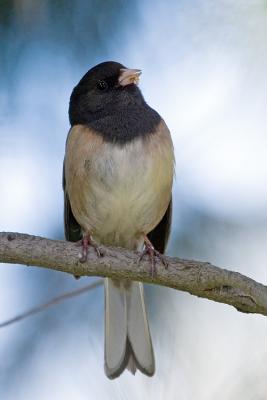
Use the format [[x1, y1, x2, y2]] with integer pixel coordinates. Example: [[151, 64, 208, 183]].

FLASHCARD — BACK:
[[1, 231, 267, 316]]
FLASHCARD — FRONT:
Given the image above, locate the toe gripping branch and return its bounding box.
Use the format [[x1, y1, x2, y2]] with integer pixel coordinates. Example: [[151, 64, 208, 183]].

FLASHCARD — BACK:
[[138, 236, 168, 277], [79, 234, 104, 263]]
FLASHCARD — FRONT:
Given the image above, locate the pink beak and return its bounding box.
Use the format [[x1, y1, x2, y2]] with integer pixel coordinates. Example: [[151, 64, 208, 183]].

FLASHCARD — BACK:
[[118, 68, 142, 86]]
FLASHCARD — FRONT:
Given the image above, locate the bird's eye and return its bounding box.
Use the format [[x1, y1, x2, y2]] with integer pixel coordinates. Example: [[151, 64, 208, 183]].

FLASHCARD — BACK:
[[97, 80, 108, 91]]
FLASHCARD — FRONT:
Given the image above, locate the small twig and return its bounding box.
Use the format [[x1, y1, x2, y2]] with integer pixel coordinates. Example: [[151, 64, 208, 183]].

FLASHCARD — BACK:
[[0, 279, 103, 328]]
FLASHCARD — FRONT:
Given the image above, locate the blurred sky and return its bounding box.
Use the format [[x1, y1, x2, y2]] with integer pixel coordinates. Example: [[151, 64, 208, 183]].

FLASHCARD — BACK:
[[1, 1, 267, 399]]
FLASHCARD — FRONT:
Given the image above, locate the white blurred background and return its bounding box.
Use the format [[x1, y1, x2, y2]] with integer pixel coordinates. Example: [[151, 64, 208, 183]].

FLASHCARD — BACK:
[[1, 0, 267, 398]]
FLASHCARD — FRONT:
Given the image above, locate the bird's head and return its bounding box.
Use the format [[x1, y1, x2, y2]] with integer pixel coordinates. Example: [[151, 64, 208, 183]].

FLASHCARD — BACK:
[[69, 61, 143, 126]]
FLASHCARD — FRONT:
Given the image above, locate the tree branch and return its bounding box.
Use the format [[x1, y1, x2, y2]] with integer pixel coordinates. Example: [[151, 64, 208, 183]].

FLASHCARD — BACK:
[[1, 231, 267, 316]]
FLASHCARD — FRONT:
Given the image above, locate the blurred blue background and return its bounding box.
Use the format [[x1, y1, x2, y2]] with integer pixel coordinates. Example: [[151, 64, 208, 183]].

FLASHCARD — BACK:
[[1, 0, 267, 398]]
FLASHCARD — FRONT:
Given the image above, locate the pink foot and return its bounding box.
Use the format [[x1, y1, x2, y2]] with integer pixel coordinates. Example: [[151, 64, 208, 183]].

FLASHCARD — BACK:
[[138, 236, 168, 277], [78, 234, 104, 263]]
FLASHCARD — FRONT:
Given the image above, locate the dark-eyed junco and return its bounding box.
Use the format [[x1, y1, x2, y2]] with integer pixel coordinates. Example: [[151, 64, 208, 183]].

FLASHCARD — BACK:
[[63, 61, 174, 379]]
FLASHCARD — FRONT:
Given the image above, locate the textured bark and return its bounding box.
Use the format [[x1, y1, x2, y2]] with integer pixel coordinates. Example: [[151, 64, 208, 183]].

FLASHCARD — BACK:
[[1, 231, 267, 316]]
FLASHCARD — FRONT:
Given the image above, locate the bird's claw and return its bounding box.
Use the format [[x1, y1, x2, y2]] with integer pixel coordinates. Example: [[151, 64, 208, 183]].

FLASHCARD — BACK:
[[78, 235, 104, 263], [138, 237, 168, 277]]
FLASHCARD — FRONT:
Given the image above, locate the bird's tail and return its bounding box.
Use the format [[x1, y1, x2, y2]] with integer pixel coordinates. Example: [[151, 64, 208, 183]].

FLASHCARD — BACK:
[[104, 278, 155, 379]]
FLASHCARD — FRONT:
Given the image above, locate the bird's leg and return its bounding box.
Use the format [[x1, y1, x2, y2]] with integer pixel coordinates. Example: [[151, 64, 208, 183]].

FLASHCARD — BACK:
[[138, 236, 168, 277], [79, 233, 104, 263]]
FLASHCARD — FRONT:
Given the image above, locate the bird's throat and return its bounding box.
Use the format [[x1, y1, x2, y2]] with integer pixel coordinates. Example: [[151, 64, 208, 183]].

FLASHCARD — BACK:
[[87, 103, 161, 145]]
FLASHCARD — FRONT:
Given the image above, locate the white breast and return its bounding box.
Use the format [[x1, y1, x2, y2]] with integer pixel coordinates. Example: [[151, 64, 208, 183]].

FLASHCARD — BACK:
[[89, 142, 173, 247]]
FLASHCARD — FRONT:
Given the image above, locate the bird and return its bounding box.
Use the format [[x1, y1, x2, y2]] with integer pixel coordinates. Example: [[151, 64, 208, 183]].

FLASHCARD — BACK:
[[63, 61, 174, 379]]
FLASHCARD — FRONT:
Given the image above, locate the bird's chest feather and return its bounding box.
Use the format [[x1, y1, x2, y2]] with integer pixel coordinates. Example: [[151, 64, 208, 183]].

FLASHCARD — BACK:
[[65, 124, 174, 246]]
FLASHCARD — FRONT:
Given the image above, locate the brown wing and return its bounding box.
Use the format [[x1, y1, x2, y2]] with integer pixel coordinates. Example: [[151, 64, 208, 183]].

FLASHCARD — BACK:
[[147, 196, 172, 254]]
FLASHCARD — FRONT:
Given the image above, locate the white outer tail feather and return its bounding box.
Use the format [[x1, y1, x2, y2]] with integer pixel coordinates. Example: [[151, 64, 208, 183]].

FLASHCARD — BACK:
[[104, 278, 155, 379]]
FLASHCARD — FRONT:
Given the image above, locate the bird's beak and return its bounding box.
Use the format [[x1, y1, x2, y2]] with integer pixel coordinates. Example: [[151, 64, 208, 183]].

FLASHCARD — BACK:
[[119, 68, 142, 86]]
